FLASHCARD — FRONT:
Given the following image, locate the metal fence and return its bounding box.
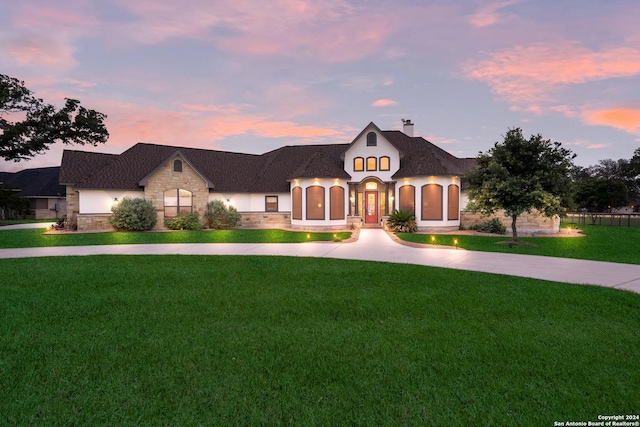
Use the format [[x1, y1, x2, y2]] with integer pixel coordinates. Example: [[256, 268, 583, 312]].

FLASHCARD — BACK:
[[563, 212, 640, 227]]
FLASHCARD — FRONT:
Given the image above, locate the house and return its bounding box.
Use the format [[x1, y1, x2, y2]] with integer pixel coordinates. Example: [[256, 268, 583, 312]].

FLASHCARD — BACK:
[[0, 166, 66, 219], [59, 121, 558, 233]]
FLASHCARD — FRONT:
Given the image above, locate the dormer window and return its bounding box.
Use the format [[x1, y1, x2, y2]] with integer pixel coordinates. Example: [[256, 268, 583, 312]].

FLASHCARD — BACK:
[[173, 159, 183, 172], [366, 132, 377, 146]]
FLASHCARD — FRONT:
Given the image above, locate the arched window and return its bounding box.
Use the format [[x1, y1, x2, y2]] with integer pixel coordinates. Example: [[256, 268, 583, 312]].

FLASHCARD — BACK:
[[306, 186, 325, 220], [448, 184, 460, 220], [164, 189, 192, 217], [379, 156, 390, 171], [353, 157, 364, 172], [366, 132, 377, 146], [422, 184, 443, 221], [292, 187, 302, 220], [330, 186, 345, 220], [366, 157, 377, 171], [399, 185, 415, 214], [173, 159, 182, 172]]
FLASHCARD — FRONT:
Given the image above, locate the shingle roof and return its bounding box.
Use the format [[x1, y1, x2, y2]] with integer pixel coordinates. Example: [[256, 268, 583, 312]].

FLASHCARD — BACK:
[[1, 167, 66, 197], [60, 128, 473, 192], [382, 131, 468, 177]]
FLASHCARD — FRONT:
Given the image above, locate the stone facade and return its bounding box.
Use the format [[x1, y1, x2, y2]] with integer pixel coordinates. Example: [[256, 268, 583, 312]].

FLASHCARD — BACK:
[[238, 212, 291, 228], [143, 155, 209, 229], [66, 185, 80, 229], [77, 214, 114, 232], [461, 210, 560, 234]]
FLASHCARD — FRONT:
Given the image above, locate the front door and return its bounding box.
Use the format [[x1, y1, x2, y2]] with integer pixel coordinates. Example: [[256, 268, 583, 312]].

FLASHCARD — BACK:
[[364, 191, 378, 224]]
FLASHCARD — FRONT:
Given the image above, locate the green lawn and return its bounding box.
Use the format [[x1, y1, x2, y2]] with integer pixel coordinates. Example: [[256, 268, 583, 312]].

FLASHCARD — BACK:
[[1, 255, 638, 425], [397, 225, 640, 264], [0, 228, 351, 248]]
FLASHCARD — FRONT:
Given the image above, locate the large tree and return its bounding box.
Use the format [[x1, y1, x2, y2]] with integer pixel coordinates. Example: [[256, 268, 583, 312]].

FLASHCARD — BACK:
[[0, 74, 108, 161], [574, 177, 629, 212], [464, 128, 575, 241]]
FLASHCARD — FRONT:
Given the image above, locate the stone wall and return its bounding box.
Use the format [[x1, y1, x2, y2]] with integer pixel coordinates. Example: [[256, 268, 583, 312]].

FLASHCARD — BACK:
[[66, 185, 79, 229], [461, 210, 560, 234], [77, 214, 114, 232], [144, 156, 209, 229], [239, 212, 291, 228]]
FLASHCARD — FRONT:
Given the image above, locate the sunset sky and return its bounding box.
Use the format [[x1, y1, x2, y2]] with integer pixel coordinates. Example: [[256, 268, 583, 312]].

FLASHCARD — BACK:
[[1, 0, 639, 172]]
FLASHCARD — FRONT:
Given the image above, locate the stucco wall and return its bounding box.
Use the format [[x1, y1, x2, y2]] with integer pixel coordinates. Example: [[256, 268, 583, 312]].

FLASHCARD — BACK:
[[290, 178, 349, 227], [343, 128, 400, 183], [208, 193, 291, 212], [396, 176, 462, 230], [79, 190, 145, 214]]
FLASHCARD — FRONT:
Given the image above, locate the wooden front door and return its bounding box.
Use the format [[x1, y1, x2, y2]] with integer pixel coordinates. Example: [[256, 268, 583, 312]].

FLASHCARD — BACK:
[[364, 191, 378, 224]]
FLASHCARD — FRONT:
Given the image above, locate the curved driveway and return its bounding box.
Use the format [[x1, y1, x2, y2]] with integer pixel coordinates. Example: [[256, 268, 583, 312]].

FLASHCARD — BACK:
[[1, 225, 639, 294]]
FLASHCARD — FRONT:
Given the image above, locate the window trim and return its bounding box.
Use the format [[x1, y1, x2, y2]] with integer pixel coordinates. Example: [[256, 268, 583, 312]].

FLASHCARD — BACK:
[[330, 186, 345, 220], [366, 132, 377, 146], [421, 184, 443, 221], [448, 184, 460, 221], [173, 159, 183, 172], [164, 188, 193, 218], [292, 187, 302, 220], [398, 185, 415, 214], [306, 186, 325, 220], [353, 157, 364, 172], [265, 195, 278, 212], [379, 156, 390, 171], [366, 157, 377, 171]]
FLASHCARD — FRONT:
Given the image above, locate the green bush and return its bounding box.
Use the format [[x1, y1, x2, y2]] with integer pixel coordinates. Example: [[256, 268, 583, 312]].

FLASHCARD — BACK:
[[109, 197, 157, 231], [205, 200, 241, 229], [164, 212, 203, 230], [471, 218, 506, 235], [387, 209, 417, 233]]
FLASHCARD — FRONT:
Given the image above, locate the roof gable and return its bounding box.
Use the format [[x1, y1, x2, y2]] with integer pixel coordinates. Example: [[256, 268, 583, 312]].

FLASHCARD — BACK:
[[138, 150, 215, 188]]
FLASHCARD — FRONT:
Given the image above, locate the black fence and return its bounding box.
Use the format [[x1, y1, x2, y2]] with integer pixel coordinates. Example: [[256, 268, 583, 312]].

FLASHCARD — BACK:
[[563, 212, 640, 227]]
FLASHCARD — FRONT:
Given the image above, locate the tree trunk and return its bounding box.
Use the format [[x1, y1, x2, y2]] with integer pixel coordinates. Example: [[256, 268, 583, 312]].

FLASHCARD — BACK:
[[511, 215, 518, 241]]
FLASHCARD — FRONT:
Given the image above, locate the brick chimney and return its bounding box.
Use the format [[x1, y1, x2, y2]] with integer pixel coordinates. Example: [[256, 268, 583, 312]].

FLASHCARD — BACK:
[[402, 119, 414, 137]]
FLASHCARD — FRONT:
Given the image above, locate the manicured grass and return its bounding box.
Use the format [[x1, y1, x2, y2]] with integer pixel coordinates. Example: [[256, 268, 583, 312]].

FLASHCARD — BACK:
[[397, 225, 640, 264], [0, 219, 54, 225], [1, 256, 638, 425], [0, 228, 351, 248]]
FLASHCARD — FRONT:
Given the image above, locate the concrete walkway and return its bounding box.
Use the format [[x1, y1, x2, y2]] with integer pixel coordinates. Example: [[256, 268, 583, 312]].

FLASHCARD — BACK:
[[1, 226, 639, 294]]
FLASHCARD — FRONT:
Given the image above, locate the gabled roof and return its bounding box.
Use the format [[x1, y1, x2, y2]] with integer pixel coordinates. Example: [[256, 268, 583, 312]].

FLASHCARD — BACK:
[[60, 123, 474, 193], [1, 166, 66, 197], [381, 131, 468, 177], [340, 122, 404, 160]]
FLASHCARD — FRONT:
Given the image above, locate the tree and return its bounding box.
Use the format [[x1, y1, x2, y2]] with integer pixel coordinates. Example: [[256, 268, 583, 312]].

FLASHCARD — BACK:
[[1, 74, 108, 161], [0, 183, 30, 219], [574, 177, 629, 212], [464, 128, 575, 241]]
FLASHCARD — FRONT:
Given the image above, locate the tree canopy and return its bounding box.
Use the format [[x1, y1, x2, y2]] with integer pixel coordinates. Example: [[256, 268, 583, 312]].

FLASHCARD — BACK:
[[464, 128, 575, 241], [0, 74, 109, 161]]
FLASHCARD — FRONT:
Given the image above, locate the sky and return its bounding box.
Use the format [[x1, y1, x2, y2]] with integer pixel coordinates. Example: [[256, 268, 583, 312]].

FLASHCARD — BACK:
[[1, 0, 639, 172]]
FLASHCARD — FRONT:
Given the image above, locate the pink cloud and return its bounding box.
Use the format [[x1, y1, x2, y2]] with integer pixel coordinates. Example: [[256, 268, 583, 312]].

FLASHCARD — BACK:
[[113, 0, 394, 62], [565, 140, 610, 150], [94, 100, 349, 152], [5, 34, 77, 69], [582, 108, 640, 133], [372, 99, 398, 107], [467, 0, 518, 28], [462, 42, 640, 105]]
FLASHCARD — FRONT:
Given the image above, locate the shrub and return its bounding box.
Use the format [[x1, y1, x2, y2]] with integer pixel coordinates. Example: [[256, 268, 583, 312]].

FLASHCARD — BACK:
[[386, 209, 417, 233], [164, 212, 203, 230], [471, 218, 506, 235], [109, 197, 157, 231], [205, 200, 241, 229]]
